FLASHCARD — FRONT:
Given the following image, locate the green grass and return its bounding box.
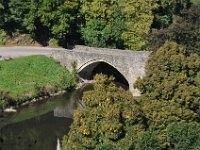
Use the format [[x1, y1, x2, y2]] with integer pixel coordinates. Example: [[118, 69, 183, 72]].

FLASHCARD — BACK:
[[0, 55, 76, 108], [192, 0, 200, 4]]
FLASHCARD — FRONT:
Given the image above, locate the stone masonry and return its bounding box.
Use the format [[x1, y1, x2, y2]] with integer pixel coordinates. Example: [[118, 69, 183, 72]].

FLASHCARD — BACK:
[[51, 45, 151, 96]]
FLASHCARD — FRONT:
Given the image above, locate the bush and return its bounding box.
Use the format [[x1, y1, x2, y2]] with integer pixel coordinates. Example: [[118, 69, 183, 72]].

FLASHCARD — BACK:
[[0, 30, 9, 45], [6, 34, 36, 46], [0, 98, 7, 110], [48, 38, 59, 47]]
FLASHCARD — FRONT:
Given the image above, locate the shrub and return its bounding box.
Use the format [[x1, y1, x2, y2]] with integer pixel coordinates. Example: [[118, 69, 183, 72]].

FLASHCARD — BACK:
[[71, 61, 79, 82], [0, 98, 7, 110], [0, 30, 9, 45], [48, 38, 59, 47]]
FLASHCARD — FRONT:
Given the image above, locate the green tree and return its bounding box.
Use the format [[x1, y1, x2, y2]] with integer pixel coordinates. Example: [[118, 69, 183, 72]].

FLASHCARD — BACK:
[[141, 100, 198, 146], [149, 4, 200, 52], [167, 122, 200, 150], [81, 0, 125, 48], [153, 0, 190, 28], [62, 74, 145, 150], [82, 11, 125, 48], [135, 41, 200, 112], [119, 0, 157, 50], [81, 0, 156, 50], [135, 41, 200, 147], [8, 0, 80, 45], [0, 0, 5, 27], [0, 0, 10, 29], [135, 130, 162, 150]]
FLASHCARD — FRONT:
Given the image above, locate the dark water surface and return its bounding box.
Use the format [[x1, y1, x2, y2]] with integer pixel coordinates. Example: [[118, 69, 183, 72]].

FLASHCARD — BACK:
[[0, 85, 92, 150]]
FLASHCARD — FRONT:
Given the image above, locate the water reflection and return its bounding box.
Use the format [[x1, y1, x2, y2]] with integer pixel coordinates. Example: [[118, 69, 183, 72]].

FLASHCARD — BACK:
[[0, 83, 125, 150], [0, 85, 90, 150], [0, 112, 73, 150], [54, 98, 84, 118]]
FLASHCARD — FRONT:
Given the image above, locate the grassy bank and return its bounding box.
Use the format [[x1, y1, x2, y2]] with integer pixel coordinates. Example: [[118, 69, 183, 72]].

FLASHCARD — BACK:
[[0, 55, 76, 110]]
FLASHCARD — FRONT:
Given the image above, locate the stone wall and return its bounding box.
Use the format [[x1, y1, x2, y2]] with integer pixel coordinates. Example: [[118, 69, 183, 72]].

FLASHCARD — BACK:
[[51, 45, 151, 96]]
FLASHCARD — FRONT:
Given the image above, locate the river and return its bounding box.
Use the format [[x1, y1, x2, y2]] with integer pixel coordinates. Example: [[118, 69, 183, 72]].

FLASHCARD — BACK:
[[0, 82, 128, 150], [0, 84, 93, 150]]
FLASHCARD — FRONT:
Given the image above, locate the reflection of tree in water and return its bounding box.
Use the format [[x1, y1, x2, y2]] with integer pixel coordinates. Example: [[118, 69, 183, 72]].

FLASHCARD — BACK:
[[0, 112, 72, 150], [54, 87, 86, 118], [0, 84, 92, 150]]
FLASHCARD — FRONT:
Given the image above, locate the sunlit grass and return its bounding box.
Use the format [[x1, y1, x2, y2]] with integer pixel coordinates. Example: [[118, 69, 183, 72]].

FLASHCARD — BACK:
[[0, 55, 76, 102]]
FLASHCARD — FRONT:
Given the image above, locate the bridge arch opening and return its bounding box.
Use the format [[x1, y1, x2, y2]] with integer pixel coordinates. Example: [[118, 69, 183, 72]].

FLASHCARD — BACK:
[[78, 61, 129, 89]]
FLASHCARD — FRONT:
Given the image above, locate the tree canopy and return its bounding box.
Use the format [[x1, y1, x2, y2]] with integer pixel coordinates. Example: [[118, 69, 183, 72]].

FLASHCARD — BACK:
[[62, 74, 145, 150], [149, 4, 200, 52], [0, 0, 199, 50], [81, 0, 156, 50], [135, 42, 200, 111], [134, 41, 200, 147]]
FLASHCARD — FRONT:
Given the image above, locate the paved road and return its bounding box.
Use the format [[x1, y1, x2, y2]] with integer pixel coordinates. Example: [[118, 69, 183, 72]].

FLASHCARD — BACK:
[[0, 46, 65, 59]]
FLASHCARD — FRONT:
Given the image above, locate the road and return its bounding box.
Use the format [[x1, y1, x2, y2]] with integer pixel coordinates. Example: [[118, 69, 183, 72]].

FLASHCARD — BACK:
[[0, 46, 65, 59]]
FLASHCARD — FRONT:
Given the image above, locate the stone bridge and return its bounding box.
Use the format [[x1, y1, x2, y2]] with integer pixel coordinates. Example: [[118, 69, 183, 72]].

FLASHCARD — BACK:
[[51, 45, 151, 96]]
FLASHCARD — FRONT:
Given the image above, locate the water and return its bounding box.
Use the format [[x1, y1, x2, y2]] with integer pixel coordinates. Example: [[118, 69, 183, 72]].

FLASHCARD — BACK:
[[0, 85, 92, 150], [0, 82, 127, 150]]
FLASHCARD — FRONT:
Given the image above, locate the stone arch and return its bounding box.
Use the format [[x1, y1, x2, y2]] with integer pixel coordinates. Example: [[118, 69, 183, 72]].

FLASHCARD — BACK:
[[78, 59, 129, 88]]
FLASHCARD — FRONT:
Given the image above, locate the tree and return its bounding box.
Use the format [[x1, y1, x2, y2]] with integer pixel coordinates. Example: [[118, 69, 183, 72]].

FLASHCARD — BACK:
[[135, 41, 200, 147], [62, 74, 145, 150], [135, 41, 200, 112], [8, 0, 80, 45], [81, 11, 125, 48], [0, 0, 5, 27], [81, 0, 156, 50], [153, 0, 191, 28], [135, 130, 162, 150], [0, 0, 9, 29], [141, 100, 198, 146], [167, 122, 200, 150], [81, 0, 125, 48], [149, 4, 200, 52], [119, 0, 157, 50]]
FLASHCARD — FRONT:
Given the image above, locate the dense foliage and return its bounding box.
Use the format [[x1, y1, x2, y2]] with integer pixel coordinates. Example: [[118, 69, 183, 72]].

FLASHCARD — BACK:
[[0, 0, 199, 149], [153, 0, 191, 28], [167, 122, 200, 150], [149, 4, 200, 52], [8, 0, 80, 45], [81, 0, 156, 49], [0, 0, 198, 50], [63, 41, 200, 149], [0, 56, 76, 110], [62, 74, 145, 150], [134, 41, 200, 148], [135, 41, 200, 113]]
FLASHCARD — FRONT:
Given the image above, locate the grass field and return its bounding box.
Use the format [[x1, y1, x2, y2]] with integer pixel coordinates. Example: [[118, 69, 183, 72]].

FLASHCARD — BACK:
[[0, 55, 76, 109]]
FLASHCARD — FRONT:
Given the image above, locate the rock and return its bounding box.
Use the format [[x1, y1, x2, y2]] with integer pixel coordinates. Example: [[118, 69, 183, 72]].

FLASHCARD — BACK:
[[4, 107, 17, 113]]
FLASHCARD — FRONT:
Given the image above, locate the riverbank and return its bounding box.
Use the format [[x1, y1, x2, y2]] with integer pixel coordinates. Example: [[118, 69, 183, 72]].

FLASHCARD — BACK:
[[0, 55, 76, 111]]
